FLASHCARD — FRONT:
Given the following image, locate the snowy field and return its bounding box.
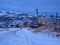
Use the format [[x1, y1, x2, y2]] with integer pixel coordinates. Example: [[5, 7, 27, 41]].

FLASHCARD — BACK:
[[0, 28, 60, 45]]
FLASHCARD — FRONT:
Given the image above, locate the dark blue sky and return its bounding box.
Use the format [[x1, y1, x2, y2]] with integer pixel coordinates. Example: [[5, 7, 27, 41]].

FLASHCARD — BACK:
[[0, 0, 60, 13]]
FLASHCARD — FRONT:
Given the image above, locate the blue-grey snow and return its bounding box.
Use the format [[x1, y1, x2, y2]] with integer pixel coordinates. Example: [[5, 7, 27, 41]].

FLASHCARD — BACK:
[[0, 28, 60, 45]]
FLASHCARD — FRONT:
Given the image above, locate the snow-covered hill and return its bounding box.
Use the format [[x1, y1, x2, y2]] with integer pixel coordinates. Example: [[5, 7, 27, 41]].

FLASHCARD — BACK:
[[0, 28, 60, 45]]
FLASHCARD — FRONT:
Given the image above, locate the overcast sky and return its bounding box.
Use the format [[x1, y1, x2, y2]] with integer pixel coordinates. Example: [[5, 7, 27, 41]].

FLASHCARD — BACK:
[[0, 0, 60, 13]]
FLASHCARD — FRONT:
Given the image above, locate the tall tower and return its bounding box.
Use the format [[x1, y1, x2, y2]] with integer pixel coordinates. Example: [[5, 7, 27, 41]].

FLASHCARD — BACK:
[[36, 9, 39, 17], [56, 12, 58, 24], [36, 8, 39, 23]]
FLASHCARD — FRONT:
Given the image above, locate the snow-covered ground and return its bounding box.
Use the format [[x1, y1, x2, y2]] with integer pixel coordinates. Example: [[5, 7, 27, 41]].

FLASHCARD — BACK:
[[0, 28, 60, 45]]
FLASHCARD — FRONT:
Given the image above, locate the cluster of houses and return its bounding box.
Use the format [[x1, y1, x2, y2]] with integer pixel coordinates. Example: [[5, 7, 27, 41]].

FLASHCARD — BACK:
[[0, 11, 34, 28], [0, 11, 60, 31], [0, 11, 60, 37]]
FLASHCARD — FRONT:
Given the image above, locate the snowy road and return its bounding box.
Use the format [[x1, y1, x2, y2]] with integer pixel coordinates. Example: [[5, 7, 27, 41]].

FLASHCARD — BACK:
[[0, 28, 60, 45]]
